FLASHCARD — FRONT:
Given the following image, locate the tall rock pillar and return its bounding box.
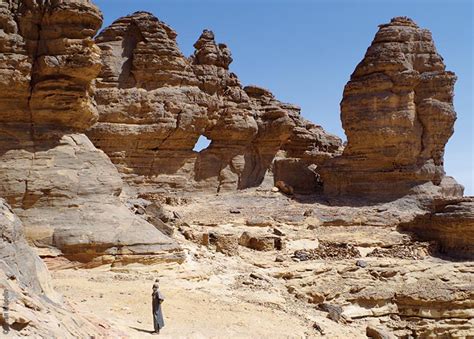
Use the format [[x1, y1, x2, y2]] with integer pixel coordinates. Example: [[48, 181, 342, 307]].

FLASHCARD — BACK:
[[321, 17, 463, 201]]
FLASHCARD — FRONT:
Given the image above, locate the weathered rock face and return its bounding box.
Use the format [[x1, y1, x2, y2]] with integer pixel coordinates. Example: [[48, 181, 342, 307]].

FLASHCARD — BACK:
[[400, 198, 474, 259], [0, 0, 102, 133], [87, 12, 341, 194], [0, 199, 57, 303], [275, 120, 342, 193], [0, 2, 180, 265], [0, 199, 113, 337], [283, 259, 474, 337], [321, 17, 463, 200]]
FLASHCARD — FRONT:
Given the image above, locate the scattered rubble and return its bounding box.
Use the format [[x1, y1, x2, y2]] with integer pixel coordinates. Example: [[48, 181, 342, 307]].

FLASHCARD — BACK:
[[293, 241, 360, 261]]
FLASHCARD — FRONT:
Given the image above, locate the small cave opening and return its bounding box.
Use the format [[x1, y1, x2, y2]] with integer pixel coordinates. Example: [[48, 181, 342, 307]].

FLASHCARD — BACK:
[[193, 135, 212, 152]]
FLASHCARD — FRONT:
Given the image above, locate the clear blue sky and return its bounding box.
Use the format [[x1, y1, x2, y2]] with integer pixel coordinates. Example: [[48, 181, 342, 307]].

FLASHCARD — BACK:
[[94, 0, 473, 195]]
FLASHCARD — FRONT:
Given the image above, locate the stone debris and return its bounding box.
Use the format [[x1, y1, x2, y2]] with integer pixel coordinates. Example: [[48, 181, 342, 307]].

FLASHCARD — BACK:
[[319, 303, 346, 323], [273, 227, 286, 236], [249, 272, 269, 282], [293, 241, 360, 261], [312, 322, 325, 335], [366, 325, 396, 339], [367, 242, 435, 260], [304, 216, 322, 229], [275, 255, 286, 263]]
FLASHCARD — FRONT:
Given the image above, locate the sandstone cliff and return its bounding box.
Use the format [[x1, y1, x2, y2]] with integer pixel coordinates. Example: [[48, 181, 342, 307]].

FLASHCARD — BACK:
[[0, 1, 181, 265], [321, 17, 463, 201], [87, 11, 342, 194]]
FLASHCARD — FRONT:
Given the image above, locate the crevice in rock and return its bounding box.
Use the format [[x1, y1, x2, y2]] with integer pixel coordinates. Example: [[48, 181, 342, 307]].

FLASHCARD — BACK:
[[413, 85, 426, 159], [19, 4, 47, 151], [21, 179, 29, 209], [118, 22, 144, 89], [147, 109, 185, 176]]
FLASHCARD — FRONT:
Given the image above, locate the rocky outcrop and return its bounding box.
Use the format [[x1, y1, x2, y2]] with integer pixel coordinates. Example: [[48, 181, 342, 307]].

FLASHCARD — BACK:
[[275, 120, 342, 193], [0, 1, 181, 265], [0, 199, 115, 336], [321, 17, 463, 201], [87, 12, 341, 194], [399, 198, 474, 259], [281, 258, 474, 337]]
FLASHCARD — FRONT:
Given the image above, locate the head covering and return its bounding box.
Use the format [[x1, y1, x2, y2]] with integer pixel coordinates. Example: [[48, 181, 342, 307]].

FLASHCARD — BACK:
[[153, 278, 160, 290]]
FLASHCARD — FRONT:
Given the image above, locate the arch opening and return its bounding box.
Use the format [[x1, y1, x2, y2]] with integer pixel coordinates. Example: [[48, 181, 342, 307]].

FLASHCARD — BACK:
[[193, 135, 212, 152]]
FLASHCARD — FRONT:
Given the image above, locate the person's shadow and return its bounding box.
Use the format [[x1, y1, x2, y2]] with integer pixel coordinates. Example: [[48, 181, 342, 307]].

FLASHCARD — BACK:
[[129, 326, 155, 334]]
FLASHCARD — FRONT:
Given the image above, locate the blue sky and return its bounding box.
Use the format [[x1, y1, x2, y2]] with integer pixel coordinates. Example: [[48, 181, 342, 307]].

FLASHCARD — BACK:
[[94, 0, 473, 195]]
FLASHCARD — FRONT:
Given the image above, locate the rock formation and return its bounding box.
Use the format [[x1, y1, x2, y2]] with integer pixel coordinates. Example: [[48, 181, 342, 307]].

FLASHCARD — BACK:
[[0, 1, 181, 265], [321, 17, 463, 201], [0, 3, 471, 337], [87, 11, 342, 194], [0, 199, 113, 336], [400, 198, 474, 259], [275, 120, 342, 193]]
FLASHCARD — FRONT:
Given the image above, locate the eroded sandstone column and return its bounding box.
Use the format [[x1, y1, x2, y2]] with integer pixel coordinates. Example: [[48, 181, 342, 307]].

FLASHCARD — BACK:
[[321, 17, 463, 201]]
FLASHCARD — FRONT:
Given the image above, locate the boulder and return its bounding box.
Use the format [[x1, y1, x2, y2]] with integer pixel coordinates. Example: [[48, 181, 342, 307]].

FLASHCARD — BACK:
[[245, 217, 273, 227], [239, 232, 284, 251], [275, 180, 294, 195], [215, 234, 239, 256]]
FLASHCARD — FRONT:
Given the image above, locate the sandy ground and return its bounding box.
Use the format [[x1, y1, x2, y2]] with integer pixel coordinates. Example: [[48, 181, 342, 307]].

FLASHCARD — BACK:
[[50, 241, 368, 339], [51, 256, 314, 338]]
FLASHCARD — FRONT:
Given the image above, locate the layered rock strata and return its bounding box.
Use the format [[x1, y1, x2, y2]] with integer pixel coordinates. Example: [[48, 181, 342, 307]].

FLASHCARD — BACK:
[[321, 17, 463, 200], [400, 198, 474, 259], [275, 120, 342, 193], [87, 12, 342, 194], [0, 1, 180, 265], [282, 259, 474, 337], [0, 199, 113, 336]]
